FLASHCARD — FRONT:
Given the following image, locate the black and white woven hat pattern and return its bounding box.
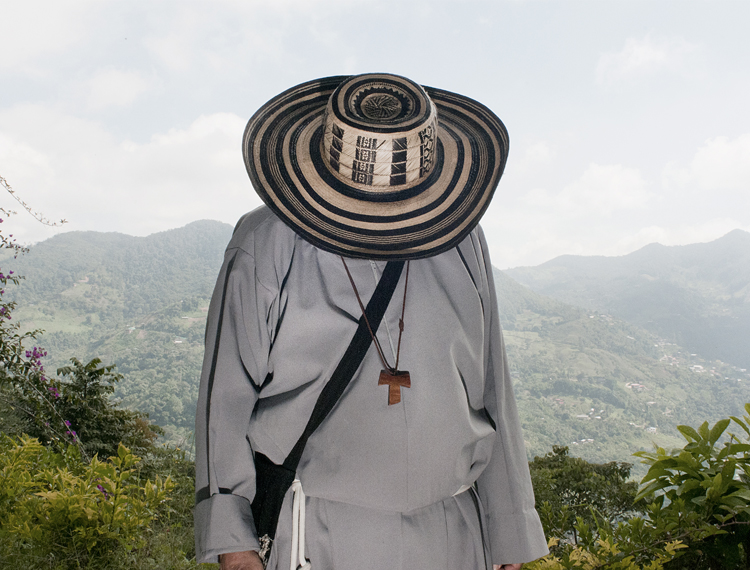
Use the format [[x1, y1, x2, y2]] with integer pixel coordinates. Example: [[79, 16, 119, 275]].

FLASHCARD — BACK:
[[243, 73, 509, 260]]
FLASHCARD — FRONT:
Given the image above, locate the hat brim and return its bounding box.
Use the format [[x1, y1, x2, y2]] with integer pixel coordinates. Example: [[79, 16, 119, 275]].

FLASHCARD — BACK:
[[243, 75, 509, 260]]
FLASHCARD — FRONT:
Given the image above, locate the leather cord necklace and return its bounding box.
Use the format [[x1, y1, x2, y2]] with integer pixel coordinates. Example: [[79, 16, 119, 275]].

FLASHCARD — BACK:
[[341, 257, 411, 405]]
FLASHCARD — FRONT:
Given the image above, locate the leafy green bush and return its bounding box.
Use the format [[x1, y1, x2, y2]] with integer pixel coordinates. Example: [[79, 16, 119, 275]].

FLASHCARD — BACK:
[[0, 435, 172, 569], [527, 407, 750, 569], [634, 406, 750, 569], [529, 447, 685, 569]]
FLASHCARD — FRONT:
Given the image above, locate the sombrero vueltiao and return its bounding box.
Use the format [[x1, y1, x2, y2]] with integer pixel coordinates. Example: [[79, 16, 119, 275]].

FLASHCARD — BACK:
[[243, 73, 509, 260]]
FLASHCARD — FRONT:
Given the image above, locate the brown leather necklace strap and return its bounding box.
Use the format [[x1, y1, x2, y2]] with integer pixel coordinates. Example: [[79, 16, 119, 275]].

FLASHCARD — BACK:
[[393, 259, 409, 371], [341, 257, 410, 374]]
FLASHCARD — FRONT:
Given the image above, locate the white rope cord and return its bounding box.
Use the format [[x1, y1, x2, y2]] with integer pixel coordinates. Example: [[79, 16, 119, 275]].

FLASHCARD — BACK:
[[290, 479, 311, 570]]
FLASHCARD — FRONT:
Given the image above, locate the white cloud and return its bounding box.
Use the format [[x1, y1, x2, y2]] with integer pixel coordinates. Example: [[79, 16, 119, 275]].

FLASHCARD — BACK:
[[0, 105, 260, 245], [520, 163, 650, 217], [663, 133, 750, 192], [483, 163, 652, 267], [596, 35, 702, 86], [510, 141, 557, 176], [86, 69, 153, 110], [141, 0, 359, 73], [523, 142, 555, 165], [0, 1, 100, 72]]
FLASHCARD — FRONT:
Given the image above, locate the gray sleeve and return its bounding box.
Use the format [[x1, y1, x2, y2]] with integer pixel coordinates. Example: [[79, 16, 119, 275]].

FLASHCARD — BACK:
[[194, 247, 274, 563], [474, 229, 549, 564]]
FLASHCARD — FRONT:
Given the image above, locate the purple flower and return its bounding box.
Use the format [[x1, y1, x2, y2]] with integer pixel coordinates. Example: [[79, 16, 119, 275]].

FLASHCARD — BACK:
[[64, 420, 71, 427]]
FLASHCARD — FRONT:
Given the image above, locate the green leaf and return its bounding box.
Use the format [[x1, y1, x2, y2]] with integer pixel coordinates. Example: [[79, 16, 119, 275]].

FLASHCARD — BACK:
[[677, 478, 700, 496], [720, 461, 737, 485], [635, 479, 672, 502], [677, 425, 701, 442], [730, 416, 750, 438], [724, 488, 750, 501], [709, 419, 730, 446], [641, 459, 678, 483], [698, 421, 710, 441], [711, 472, 723, 492], [717, 442, 750, 460]]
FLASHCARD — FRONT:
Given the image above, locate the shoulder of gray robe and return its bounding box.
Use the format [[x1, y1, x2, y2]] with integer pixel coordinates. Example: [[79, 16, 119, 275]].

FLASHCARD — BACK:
[[193, 205, 549, 564]]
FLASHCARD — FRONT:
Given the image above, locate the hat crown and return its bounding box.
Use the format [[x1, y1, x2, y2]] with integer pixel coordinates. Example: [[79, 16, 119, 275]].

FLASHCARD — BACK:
[[322, 74, 438, 192]]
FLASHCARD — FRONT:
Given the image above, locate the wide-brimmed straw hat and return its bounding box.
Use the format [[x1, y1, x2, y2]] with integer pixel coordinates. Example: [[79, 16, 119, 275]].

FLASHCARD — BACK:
[[243, 73, 508, 260]]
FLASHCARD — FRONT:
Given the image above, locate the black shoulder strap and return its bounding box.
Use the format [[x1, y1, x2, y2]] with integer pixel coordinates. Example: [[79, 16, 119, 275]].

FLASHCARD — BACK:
[[282, 259, 405, 471]]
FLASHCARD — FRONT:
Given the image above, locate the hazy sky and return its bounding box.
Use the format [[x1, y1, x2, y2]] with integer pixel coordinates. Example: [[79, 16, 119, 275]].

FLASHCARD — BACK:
[[1, 0, 749, 268]]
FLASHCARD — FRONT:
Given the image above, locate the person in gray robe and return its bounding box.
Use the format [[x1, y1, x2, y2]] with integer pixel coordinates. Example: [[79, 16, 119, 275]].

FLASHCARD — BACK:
[[194, 73, 549, 570]]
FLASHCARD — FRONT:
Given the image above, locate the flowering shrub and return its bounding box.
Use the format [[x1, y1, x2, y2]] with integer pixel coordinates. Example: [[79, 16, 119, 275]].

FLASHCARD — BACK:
[[0, 435, 173, 568]]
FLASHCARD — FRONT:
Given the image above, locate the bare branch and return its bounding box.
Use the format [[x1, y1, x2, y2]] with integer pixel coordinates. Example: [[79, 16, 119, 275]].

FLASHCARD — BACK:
[[1, 175, 67, 227]]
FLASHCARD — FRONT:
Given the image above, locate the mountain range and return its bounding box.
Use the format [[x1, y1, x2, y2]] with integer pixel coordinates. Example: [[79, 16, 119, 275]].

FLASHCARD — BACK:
[[2, 223, 749, 471], [506, 229, 750, 369]]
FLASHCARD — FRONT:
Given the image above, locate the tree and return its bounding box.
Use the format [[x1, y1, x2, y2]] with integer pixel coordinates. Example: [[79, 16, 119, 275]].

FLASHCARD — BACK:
[[55, 357, 162, 459], [530, 445, 645, 543]]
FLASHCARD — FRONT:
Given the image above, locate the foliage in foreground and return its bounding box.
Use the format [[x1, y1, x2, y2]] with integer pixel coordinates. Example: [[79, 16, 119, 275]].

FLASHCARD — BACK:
[[526, 406, 750, 569], [0, 436, 173, 568]]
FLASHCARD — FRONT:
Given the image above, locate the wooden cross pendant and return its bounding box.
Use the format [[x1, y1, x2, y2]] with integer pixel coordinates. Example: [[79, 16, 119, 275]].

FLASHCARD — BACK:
[[378, 370, 411, 405]]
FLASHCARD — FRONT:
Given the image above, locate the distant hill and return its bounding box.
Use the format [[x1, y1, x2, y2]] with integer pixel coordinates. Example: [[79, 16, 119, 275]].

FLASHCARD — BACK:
[[506, 230, 750, 369], [3, 222, 750, 470], [3, 219, 234, 316], [494, 268, 750, 470]]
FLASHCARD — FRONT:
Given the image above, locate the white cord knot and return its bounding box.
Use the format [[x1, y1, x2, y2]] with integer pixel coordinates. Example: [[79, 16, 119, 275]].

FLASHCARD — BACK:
[[290, 479, 311, 570]]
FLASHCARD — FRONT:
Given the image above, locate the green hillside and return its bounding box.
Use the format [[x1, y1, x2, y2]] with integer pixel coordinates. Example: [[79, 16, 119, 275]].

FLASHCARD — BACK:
[[3, 220, 233, 445], [505, 229, 750, 369], [4, 223, 750, 473], [495, 268, 750, 472]]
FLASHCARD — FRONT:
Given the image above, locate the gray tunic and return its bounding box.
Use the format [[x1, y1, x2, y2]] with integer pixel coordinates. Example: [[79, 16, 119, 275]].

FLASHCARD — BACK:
[[194, 206, 548, 567]]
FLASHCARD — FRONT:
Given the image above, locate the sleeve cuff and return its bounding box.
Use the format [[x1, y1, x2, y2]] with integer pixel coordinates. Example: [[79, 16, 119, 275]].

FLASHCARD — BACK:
[[194, 493, 260, 563], [487, 508, 550, 565]]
